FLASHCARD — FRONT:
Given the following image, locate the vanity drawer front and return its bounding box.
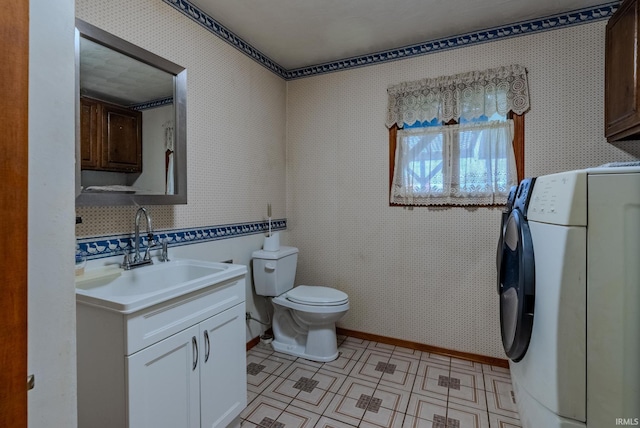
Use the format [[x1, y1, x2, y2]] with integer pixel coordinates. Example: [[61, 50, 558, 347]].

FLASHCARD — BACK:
[[125, 277, 245, 355]]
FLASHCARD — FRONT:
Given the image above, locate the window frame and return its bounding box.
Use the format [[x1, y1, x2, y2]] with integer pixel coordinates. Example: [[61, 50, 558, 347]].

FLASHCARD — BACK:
[[388, 112, 524, 207]]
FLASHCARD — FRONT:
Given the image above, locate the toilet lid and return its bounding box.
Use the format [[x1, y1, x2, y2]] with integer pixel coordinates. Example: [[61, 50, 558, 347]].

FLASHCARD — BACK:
[[286, 285, 349, 306]]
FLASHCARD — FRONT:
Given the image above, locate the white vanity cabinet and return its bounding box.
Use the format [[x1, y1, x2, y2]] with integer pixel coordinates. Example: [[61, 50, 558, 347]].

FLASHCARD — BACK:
[[199, 304, 248, 427], [127, 324, 200, 427], [77, 273, 247, 428]]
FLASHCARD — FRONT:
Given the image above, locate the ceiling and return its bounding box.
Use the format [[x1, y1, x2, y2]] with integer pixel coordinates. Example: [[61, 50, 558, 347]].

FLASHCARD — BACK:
[[79, 38, 174, 106], [189, 0, 611, 70]]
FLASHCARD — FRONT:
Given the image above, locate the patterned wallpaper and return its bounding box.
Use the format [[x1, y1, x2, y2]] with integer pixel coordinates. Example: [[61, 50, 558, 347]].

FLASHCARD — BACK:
[[75, 0, 287, 238], [286, 20, 640, 358]]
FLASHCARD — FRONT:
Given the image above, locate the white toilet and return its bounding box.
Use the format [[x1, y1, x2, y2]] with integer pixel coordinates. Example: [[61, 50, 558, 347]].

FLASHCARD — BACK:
[[252, 246, 349, 362]]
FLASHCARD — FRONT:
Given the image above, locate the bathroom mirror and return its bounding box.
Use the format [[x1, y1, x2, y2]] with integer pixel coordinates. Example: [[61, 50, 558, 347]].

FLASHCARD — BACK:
[[75, 18, 187, 206]]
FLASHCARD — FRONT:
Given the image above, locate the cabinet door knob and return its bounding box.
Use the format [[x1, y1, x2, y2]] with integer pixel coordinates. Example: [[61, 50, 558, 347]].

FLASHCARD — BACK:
[[192, 336, 198, 370], [204, 330, 211, 363]]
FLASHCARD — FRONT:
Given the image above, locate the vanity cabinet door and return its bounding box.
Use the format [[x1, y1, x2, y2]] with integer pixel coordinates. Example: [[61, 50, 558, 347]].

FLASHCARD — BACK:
[[199, 303, 247, 428], [127, 324, 200, 428]]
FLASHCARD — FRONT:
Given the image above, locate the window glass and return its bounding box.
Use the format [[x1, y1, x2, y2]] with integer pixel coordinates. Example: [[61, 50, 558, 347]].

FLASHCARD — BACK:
[[391, 120, 516, 206]]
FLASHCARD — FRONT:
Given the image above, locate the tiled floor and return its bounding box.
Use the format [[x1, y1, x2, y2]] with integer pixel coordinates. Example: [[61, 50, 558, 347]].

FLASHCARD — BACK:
[[240, 335, 521, 428]]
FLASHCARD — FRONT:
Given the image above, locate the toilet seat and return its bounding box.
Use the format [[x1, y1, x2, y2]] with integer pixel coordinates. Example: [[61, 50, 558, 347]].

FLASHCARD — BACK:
[[272, 291, 349, 314], [286, 285, 349, 306]]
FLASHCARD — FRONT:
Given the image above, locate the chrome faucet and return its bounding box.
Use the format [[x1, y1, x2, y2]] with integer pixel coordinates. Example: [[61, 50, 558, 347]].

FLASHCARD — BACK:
[[122, 207, 156, 270], [134, 207, 154, 262]]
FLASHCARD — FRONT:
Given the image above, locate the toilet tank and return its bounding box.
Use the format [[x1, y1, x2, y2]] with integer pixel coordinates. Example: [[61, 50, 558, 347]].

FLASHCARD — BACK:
[[251, 246, 299, 296]]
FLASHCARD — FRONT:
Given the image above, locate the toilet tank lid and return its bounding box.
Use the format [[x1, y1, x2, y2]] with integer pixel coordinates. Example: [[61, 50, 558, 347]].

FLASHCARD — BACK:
[[252, 246, 299, 260]]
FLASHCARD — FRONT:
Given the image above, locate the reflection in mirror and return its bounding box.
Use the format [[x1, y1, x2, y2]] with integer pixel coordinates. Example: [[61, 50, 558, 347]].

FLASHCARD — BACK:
[[75, 18, 187, 206]]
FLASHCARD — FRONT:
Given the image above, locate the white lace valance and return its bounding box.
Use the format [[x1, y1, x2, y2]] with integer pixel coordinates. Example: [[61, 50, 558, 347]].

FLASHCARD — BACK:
[[386, 64, 530, 129]]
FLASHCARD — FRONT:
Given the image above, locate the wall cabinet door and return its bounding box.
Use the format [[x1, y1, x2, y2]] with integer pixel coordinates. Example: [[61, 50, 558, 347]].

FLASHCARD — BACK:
[[79, 96, 142, 172], [605, 0, 640, 141], [200, 303, 247, 428], [127, 324, 200, 428], [101, 103, 142, 171], [80, 97, 99, 169]]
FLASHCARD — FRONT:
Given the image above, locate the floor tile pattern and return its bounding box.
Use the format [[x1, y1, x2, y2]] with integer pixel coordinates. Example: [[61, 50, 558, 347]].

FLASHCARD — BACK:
[[241, 336, 521, 428], [248, 363, 268, 375], [375, 362, 397, 374], [355, 394, 383, 412], [260, 417, 286, 428], [294, 377, 320, 393], [433, 415, 460, 428]]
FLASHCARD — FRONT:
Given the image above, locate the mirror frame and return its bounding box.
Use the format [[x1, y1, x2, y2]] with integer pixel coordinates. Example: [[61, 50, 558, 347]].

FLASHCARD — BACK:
[[75, 18, 187, 206]]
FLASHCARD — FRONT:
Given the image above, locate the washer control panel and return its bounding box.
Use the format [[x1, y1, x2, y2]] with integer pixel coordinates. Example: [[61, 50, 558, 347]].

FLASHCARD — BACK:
[[527, 170, 587, 226]]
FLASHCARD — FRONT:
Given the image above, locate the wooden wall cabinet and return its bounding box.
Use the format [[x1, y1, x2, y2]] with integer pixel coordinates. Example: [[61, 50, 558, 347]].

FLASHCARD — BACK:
[[605, 0, 640, 142], [80, 97, 142, 172]]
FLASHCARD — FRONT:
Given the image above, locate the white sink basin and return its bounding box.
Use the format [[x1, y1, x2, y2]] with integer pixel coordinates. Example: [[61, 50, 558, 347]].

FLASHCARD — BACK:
[[75, 259, 247, 314]]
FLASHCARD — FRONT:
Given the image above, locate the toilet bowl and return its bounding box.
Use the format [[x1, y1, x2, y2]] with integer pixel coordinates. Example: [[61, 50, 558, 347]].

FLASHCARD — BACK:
[[271, 285, 349, 361], [252, 247, 349, 362]]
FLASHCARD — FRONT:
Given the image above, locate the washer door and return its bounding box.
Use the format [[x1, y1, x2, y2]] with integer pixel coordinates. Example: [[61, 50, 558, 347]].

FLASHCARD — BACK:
[[496, 185, 519, 294], [499, 209, 535, 362], [496, 211, 509, 294]]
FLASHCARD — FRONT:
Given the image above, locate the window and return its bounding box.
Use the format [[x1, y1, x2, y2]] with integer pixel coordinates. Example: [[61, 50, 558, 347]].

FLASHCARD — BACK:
[[386, 65, 529, 207]]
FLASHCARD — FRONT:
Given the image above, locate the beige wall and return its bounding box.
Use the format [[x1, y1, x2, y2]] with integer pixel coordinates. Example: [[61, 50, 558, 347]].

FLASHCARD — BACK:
[[29, 0, 77, 426], [286, 21, 640, 358]]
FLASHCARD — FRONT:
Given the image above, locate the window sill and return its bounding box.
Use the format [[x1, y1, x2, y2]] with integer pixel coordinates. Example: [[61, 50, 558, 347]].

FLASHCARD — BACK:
[[389, 202, 507, 208]]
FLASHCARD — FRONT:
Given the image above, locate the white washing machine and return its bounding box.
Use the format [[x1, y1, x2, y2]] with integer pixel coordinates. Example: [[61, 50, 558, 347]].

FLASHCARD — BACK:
[[497, 164, 640, 428]]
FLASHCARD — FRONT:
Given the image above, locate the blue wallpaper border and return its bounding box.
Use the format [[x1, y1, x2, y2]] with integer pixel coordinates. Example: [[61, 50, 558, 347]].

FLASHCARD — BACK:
[[163, 0, 618, 80], [130, 97, 174, 111], [162, 0, 287, 77], [77, 218, 287, 260], [285, 2, 619, 80]]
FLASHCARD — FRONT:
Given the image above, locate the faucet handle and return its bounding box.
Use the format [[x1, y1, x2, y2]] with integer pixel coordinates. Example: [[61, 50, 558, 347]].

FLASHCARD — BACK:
[[143, 234, 156, 261], [121, 252, 131, 270], [161, 240, 170, 262]]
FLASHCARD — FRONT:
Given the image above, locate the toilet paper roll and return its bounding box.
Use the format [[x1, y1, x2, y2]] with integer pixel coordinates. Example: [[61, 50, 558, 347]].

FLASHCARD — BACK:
[[263, 232, 280, 251]]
